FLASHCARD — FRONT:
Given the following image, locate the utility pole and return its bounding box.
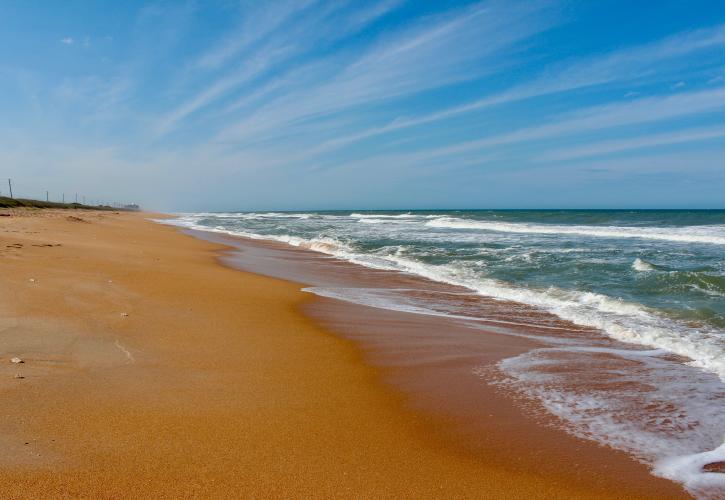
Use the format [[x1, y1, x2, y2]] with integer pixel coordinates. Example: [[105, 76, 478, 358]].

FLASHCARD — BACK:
[[62, 193, 65, 203], [46, 191, 49, 202], [83, 196, 86, 205], [7, 179, 12, 199], [75, 193, 78, 203]]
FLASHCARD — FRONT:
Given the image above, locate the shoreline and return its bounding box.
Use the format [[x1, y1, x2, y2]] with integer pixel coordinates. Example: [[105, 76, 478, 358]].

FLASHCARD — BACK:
[[187, 226, 690, 497], [0, 209, 687, 497], [170, 210, 725, 497]]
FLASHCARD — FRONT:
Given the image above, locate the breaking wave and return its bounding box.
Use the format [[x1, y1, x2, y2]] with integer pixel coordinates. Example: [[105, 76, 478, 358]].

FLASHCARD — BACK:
[[426, 217, 725, 245]]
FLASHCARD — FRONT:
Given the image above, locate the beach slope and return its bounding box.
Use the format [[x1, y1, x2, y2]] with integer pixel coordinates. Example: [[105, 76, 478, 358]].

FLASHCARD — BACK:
[[0, 209, 684, 498]]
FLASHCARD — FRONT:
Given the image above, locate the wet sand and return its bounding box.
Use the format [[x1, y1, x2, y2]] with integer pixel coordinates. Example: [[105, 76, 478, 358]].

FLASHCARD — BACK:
[[0, 209, 686, 498]]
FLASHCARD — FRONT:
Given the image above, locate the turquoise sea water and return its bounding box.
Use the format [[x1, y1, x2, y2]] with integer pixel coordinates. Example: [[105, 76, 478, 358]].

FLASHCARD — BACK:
[[167, 210, 725, 495]]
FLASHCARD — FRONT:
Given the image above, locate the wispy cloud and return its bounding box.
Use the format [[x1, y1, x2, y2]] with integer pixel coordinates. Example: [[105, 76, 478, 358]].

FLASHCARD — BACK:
[[60, 37, 74, 45], [155, 43, 295, 135], [214, 0, 558, 144], [540, 124, 725, 161], [156, 0, 406, 135], [392, 85, 725, 162], [301, 22, 725, 155], [302, 84, 725, 179], [193, 0, 317, 71]]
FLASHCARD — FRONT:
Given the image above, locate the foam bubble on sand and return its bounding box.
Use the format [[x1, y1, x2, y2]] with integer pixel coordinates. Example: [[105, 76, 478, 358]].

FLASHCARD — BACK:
[[494, 347, 725, 497], [656, 442, 725, 497]]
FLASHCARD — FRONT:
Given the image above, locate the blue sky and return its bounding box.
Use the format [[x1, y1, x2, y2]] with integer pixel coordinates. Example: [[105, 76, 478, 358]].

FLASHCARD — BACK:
[[1, 0, 724, 210]]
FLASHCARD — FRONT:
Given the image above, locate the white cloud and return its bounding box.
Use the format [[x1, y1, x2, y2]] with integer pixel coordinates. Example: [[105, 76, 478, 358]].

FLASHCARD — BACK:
[[301, 22, 725, 155], [539, 125, 725, 161], [214, 1, 557, 144], [193, 0, 316, 71], [158, 0, 406, 135], [60, 37, 74, 45], [400, 85, 725, 160]]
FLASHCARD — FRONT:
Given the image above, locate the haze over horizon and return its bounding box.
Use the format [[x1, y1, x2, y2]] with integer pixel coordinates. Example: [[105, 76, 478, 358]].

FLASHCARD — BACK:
[[2, 0, 724, 211]]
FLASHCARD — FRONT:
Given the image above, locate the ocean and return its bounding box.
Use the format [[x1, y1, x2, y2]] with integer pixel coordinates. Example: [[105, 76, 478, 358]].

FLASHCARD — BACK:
[[166, 209, 725, 495]]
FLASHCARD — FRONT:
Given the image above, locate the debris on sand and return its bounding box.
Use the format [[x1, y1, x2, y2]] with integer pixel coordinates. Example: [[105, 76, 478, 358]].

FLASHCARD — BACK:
[[121, 312, 129, 317], [703, 461, 725, 473], [14, 373, 24, 379], [10, 357, 24, 364]]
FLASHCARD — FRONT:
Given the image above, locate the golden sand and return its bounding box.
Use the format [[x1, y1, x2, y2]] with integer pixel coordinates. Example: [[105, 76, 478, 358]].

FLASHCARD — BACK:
[[0, 209, 686, 498]]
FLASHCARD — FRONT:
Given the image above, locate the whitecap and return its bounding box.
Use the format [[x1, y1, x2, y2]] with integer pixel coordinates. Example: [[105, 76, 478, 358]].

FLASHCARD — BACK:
[[633, 257, 658, 272], [426, 217, 725, 245]]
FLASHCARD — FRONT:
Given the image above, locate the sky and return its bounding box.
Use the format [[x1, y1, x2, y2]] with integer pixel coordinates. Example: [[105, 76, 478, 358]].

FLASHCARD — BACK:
[[1, 0, 724, 211]]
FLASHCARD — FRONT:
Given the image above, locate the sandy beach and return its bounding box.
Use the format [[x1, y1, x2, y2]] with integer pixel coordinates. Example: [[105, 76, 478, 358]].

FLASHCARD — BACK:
[[0, 209, 688, 498]]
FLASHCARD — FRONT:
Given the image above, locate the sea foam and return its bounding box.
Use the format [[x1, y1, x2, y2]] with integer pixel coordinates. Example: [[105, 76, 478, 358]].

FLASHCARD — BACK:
[[426, 217, 725, 245], [632, 257, 658, 271]]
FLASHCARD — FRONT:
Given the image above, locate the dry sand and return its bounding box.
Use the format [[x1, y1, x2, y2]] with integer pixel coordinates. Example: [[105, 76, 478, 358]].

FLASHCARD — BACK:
[[0, 209, 687, 498]]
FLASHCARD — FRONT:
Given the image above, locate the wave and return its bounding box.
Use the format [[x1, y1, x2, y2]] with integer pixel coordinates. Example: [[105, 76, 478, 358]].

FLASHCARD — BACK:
[[165, 217, 355, 256], [351, 212, 416, 219], [179, 212, 344, 221], [160, 215, 725, 383], [632, 258, 658, 271], [358, 218, 404, 224], [426, 217, 725, 245], [636, 268, 725, 301], [378, 254, 725, 382]]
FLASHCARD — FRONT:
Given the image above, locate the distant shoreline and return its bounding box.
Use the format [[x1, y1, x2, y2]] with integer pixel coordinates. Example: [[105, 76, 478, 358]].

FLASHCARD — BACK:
[[0, 195, 138, 211]]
